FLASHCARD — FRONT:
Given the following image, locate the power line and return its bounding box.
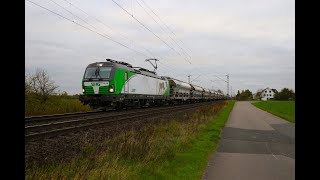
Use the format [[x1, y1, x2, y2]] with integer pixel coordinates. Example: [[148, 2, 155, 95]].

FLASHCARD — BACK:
[[47, 0, 99, 31], [139, 0, 192, 59], [135, 0, 192, 64], [62, 0, 159, 59], [29, 0, 228, 91], [191, 70, 228, 93], [211, 74, 229, 95], [111, 0, 191, 64], [139, 0, 192, 57], [44, 1, 181, 76], [135, 0, 182, 56], [26, 0, 151, 58], [190, 74, 201, 83], [158, 61, 181, 77], [157, 61, 191, 80], [63, 0, 124, 37], [213, 74, 227, 83], [41, 1, 156, 60]]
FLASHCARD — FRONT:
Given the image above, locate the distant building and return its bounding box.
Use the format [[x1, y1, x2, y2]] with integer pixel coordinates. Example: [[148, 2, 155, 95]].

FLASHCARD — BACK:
[[253, 91, 262, 100], [260, 87, 278, 101]]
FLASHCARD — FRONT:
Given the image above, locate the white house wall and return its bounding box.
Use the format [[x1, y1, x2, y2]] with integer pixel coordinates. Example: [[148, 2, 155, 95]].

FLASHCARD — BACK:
[[261, 88, 275, 101]]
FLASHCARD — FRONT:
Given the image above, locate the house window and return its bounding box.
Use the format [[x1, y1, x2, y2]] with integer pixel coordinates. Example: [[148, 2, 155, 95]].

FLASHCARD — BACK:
[[269, 91, 271, 93], [265, 91, 267, 93]]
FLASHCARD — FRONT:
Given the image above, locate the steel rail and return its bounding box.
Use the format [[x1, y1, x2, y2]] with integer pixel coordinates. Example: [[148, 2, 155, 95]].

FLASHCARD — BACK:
[[25, 101, 218, 141]]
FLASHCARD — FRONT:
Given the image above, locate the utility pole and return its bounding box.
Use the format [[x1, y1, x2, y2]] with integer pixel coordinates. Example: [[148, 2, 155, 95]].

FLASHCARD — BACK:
[[188, 74, 191, 83], [226, 74, 229, 97]]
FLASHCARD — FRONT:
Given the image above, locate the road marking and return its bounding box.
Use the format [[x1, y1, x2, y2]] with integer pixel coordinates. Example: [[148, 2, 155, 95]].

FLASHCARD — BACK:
[[265, 142, 278, 160]]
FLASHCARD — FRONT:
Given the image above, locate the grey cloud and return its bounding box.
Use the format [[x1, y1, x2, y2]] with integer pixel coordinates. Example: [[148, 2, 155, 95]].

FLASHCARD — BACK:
[[25, 0, 294, 95]]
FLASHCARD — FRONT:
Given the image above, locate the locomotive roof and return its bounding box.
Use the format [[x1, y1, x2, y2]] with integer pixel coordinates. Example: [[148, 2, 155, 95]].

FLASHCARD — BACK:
[[87, 62, 132, 70], [87, 61, 164, 79]]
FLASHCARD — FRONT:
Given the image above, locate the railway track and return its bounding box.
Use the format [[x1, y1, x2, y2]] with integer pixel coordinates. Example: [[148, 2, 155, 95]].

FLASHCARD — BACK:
[[25, 101, 220, 142], [25, 110, 105, 126]]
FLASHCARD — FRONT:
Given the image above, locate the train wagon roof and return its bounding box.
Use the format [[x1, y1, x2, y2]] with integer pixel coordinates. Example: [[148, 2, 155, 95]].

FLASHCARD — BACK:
[[172, 79, 192, 90], [191, 85, 204, 92], [204, 89, 211, 93], [167, 78, 192, 90]]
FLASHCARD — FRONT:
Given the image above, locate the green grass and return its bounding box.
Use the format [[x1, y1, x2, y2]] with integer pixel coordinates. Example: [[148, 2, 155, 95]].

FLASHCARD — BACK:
[[140, 100, 235, 179], [26, 100, 235, 179], [252, 101, 295, 123], [25, 94, 91, 116]]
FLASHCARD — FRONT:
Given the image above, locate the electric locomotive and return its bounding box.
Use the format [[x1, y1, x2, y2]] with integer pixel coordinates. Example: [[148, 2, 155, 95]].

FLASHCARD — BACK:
[[79, 59, 170, 110]]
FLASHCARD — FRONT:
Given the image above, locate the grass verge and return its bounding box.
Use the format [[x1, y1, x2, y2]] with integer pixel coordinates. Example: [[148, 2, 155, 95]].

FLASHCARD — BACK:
[[252, 101, 295, 123], [25, 95, 91, 116], [140, 100, 235, 179], [26, 100, 235, 179]]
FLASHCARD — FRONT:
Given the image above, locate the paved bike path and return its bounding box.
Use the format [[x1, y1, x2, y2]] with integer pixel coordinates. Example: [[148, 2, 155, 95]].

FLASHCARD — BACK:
[[202, 101, 295, 180]]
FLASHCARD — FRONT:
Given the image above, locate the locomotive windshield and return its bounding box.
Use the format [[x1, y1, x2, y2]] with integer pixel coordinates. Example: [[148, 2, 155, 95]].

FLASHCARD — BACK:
[[84, 67, 112, 79]]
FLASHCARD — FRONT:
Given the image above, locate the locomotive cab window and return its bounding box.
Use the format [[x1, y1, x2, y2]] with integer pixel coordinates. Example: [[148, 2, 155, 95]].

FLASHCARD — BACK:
[[84, 67, 112, 79]]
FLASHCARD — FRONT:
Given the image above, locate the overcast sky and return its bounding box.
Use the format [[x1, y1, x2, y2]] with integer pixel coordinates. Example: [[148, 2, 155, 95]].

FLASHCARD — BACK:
[[25, 0, 295, 95]]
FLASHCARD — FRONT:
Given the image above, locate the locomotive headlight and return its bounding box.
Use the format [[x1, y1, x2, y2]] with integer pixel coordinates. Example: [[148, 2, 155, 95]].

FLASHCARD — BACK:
[[82, 88, 85, 93], [109, 86, 114, 93]]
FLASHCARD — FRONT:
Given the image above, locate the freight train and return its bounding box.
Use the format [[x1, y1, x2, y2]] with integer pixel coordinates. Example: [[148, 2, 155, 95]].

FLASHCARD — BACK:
[[79, 59, 226, 110]]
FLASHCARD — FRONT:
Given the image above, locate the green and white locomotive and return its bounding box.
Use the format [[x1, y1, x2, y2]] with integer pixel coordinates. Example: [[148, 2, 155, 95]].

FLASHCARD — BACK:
[[79, 59, 226, 110], [79, 59, 170, 110]]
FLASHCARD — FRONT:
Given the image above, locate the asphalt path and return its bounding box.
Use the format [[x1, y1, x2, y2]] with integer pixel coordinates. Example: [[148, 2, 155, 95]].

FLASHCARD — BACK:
[[202, 101, 295, 180]]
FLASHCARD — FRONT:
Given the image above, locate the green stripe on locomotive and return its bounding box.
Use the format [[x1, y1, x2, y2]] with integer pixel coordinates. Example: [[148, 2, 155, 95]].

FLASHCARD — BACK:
[[82, 67, 170, 96], [164, 82, 170, 96], [112, 69, 136, 94], [82, 68, 135, 95]]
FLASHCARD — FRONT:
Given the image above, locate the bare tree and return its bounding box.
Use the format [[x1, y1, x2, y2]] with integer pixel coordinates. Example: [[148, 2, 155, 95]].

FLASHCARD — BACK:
[[26, 68, 58, 102], [25, 74, 32, 95], [255, 89, 263, 100]]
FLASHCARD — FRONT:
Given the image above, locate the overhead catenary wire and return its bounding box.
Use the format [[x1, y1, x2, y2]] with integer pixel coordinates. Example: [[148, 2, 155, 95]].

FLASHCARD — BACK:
[[136, 1, 228, 91], [110, 0, 175, 53], [157, 61, 192, 80], [111, 0, 192, 64], [26, 0, 151, 59], [51, 0, 193, 70], [135, 0, 180, 55], [139, 0, 192, 59], [157, 61, 180, 76], [187, 69, 228, 93], [135, 0, 192, 64], [29, 0, 185, 78], [28, 0, 228, 92], [62, 0, 160, 59], [47, 0, 98, 32]]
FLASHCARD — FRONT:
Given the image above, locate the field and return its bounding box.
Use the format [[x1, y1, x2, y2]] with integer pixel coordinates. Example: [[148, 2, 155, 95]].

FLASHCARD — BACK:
[[251, 101, 295, 123], [26, 100, 235, 179], [25, 94, 91, 116]]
